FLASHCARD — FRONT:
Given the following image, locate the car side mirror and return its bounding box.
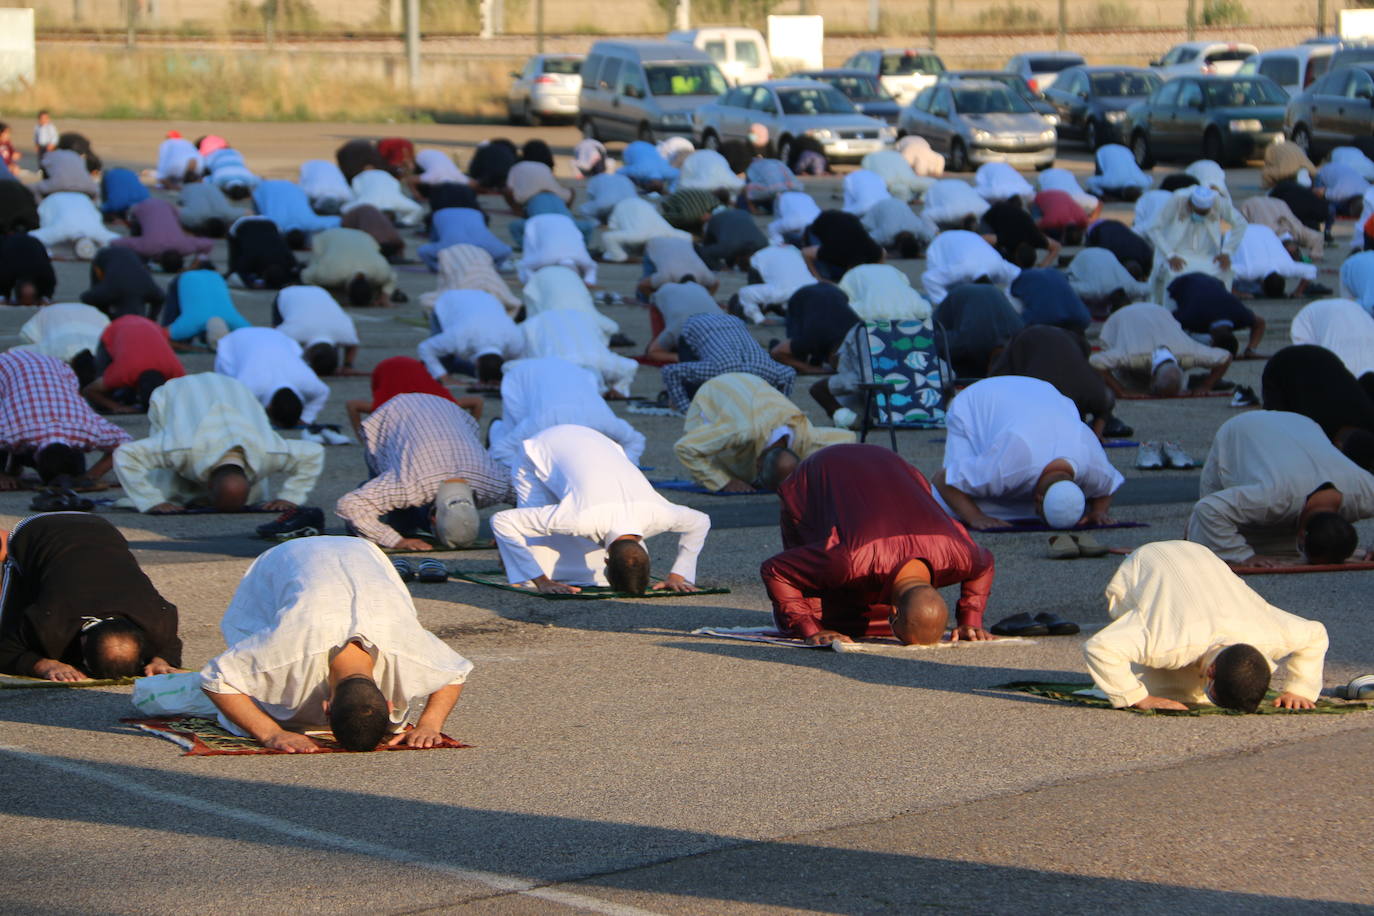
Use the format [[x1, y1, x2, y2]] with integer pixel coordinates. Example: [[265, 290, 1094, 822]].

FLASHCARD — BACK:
[[1192, 99, 1205, 110], [932, 108, 948, 118], [511, 71, 522, 78], [1149, 59, 1162, 67], [1078, 91, 1089, 100]]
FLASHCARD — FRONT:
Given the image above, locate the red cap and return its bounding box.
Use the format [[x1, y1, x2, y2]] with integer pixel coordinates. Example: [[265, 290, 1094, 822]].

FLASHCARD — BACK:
[[166, 129, 182, 138]]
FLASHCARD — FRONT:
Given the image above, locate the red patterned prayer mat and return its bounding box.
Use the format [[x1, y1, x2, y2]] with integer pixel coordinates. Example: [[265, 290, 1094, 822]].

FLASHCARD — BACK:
[[122, 715, 472, 756]]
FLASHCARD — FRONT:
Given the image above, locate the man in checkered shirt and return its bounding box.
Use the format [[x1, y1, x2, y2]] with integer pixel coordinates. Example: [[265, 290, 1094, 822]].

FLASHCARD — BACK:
[[661, 312, 796, 414], [0, 349, 131, 489], [335, 393, 513, 551]]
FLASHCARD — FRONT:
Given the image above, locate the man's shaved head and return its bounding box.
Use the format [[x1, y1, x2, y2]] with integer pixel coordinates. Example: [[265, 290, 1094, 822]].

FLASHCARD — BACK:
[[891, 586, 948, 646], [1149, 361, 1184, 397], [210, 464, 250, 512]]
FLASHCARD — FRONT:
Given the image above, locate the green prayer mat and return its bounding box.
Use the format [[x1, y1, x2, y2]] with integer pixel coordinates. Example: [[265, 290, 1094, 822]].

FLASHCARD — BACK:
[[450, 568, 731, 600], [996, 681, 1374, 716], [394, 315, 430, 329], [0, 674, 134, 689], [383, 537, 497, 554]]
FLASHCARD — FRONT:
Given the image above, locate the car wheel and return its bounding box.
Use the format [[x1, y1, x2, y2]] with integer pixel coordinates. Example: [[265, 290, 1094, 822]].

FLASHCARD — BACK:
[[638, 123, 655, 143], [702, 130, 720, 151], [777, 136, 794, 166], [1085, 119, 1099, 151], [948, 139, 969, 172], [507, 102, 522, 126], [1203, 128, 1225, 165], [1291, 124, 1312, 154], [580, 117, 599, 141], [1131, 131, 1154, 169], [525, 104, 541, 128]]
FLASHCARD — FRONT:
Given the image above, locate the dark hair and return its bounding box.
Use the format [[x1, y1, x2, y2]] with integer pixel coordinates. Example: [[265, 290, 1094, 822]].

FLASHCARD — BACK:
[[753, 445, 799, 492], [1210, 644, 1271, 713], [1107, 287, 1131, 312], [893, 230, 921, 259], [346, 273, 374, 307], [520, 139, 554, 168], [678, 274, 696, 285], [225, 183, 251, 201], [284, 228, 307, 250], [1303, 510, 1358, 564], [1261, 272, 1286, 299], [158, 250, 184, 275], [202, 217, 227, 238], [81, 618, 149, 679], [209, 463, 250, 511], [1118, 186, 1143, 202], [1011, 243, 1037, 270], [70, 349, 97, 388], [134, 370, 167, 410], [37, 109, 48, 117], [475, 353, 504, 384], [718, 139, 754, 175], [262, 262, 289, 290], [267, 387, 304, 429], [329, 676, 390, 751], [0, 121, 8, 133], [1063, 224, 1084, 246], [1160, 173, 1199, 192], [35, 443, 85, 483], [1341, 429, 1374, 472], [1123, 260, 1145, 282], [606, 539, 650, 595], [304, 342, 339, 377]]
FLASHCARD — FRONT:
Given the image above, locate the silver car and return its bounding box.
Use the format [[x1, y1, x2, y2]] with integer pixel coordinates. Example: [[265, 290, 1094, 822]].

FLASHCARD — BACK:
[[507, 55, 583, 125], [898, 79, 1057, 171], [693, 79, 895, 163]]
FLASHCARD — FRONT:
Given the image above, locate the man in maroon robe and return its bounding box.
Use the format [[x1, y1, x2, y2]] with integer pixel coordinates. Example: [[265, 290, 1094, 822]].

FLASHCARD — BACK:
[[761, 444, 995, 646]]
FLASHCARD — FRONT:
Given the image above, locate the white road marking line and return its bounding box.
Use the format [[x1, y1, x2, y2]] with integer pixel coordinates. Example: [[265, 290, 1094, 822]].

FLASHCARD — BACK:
[[0, 743, 661, 916]]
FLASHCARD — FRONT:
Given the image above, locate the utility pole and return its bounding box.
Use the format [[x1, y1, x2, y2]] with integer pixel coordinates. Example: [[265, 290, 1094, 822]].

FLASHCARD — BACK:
[[675, 0, 690, 31], [1317, 0, 1328, 37], [1186, 0, 1197, 41], [928, 0, 937, 49], [868, 0, 879, 34], [1057, 0, 1067, 50], [405, 0, 420, 90], [125, 0, 137, 48]]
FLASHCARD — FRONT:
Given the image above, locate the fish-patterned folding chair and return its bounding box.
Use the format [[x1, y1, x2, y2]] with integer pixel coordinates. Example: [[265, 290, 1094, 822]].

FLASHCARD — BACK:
[[855, 318, 948, 450]]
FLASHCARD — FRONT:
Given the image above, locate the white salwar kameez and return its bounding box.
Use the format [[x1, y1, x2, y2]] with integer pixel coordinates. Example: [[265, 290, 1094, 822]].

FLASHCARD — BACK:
[[1037, 168, 1099, 216], [599, 197, 690, 262], [520, 309, 636, 396], [488, 357, 646, 467], [921, 179, 990, 227], [519, 213, 598, 285], [14, 303, 109, 361], [842, 169, 891, 216], [920, 229, 1020, 304], [522, 265, 618, 338], [29, 192, 120, 249], [418, 289, 524, 377], [837, 263, 932, 322], [298, 160, 354, 214], [344, 170, 425, 226], [1290, 298, 1374, 378], [1227, 223, 1316, 283], [973, 162, 1033, 205], [676, 150, 744, 194], [1144, 188, 1247, 303], [860, 149, 933, 200], [1084, 144, 1152, 195], [1065, 248, 1149, 304], [767, 191, 822, 245]]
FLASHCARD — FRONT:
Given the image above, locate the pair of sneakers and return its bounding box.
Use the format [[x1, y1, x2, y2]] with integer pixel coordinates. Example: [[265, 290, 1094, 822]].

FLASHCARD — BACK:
[[301, 424, 352, 446], [1136, 441, 1195, 470], [255, 506, 325, 541]]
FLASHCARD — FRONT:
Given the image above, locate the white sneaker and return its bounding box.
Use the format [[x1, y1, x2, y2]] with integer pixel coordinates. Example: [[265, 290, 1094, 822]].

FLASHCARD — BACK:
[[1136, 441, 1165, 470], [205, 316, 230, 350], [300, 428, 326, 444], [832, 407, 858, 429], [319, 427, 352, 446], [73, 237, 98, 260], [1161, 441, 1195, 469]]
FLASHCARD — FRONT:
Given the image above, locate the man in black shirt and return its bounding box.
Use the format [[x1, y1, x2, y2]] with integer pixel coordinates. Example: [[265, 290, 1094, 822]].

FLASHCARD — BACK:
[[803, 210, 883, 281], [1085, 220, 1153, 276], [1262, 345, 1374, 471], [978, 197, 1059, 269], [769, 283, 860, 374], [0, 513, 181, 680], [0, 234, 56, 305], [81, 247, 165, 319], [698, 208, 767, 270], [1168, 272, 1265, 358]]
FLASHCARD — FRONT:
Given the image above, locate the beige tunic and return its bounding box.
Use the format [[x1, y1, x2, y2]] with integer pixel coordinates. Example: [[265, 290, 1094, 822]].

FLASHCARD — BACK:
[[1088, 302, 1229, 373]]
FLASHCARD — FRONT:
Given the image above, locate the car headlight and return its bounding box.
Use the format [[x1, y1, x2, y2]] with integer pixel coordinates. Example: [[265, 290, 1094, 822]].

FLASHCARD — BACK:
[[971, 128, 992, 143], [879, 125, 896, 141], [1104, 109, 1129, 123], [1043, 113, 1060, 126], [1228, 119, 1262, 133], [1040, 128, 1056, 141], [806, 128, 835, 141]]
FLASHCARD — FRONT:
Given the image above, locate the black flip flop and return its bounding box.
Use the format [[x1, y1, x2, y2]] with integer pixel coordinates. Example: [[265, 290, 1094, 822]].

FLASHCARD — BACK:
[[29, 488, 94, 512], [416, 559, 448, 583], [1034, 612, 1081, 636], [392, 558, 416, 583], [989, 613, 1050, 637]]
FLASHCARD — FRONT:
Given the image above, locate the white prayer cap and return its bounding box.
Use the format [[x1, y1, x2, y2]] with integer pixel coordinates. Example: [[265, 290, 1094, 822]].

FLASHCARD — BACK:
[[434, 479, 480, 548], [1297, 168, 1313, 187], [749, 122, 770, 146], [1279, 231, 1295, 243], [1189, 185, 1217, 210], [1042, 480, 1085, 530]]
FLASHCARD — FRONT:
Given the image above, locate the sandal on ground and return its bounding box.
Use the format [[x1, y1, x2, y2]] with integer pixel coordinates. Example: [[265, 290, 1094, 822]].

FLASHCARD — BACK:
[[1071, 534, 1109, 558], [1034, 612, 1081, 636], [1048, 535, 1080, 559], [416, 558, 449, 583], [989, 613, 1050, 637], [392, 558, 416, 583]]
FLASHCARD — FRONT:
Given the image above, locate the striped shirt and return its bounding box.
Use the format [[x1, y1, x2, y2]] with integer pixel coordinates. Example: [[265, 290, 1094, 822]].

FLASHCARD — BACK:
[[335, 393, 513, 547], [0, 350, 131, 454], [662, 312, 795, 413], [433, 243, 522, 313]]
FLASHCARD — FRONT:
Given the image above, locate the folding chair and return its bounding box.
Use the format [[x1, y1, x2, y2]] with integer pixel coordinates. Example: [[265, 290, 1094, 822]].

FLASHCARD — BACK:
[[855, 318, 949, 450]]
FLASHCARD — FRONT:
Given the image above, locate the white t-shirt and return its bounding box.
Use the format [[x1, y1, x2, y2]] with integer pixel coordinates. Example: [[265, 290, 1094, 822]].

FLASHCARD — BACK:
[[213, 327, 330, 424], [275, 285, 359, 347]]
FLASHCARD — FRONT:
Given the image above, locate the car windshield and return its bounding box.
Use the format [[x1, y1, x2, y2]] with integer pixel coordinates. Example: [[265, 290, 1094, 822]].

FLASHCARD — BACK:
[[542, 58, 581, 75], [824, 75, 892, 101], [881, 53, 943, 75], [778, 87, 858, 115], [1027, 56, 1083, 72], [1203, 78, 1287, 107], [644, 63, 729, 97], [952, 85, 1032, 113], [1089, 72, 1160, 96]]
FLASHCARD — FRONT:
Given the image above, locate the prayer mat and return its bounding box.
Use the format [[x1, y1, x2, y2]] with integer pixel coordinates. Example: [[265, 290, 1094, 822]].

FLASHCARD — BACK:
[[693, 625, 1034, 651], [995, 681, 1374, 716], [394, 315, 431, 328], [650, 479, 770, 496], [927, 437, 1139, 449], [1116, 390, 1231, 400], [451, 568, 730, 600], [383, 537, 497, 553], [968, 519, 1148, 533], [627, 403, 682, 417], [0, 674, 134, 689], [1231, 561, 1374, 576], [122, 715, 473, 756]]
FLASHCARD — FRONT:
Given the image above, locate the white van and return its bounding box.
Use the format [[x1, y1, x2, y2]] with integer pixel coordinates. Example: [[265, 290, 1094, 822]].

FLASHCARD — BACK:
[[668, 27, 772, 86]]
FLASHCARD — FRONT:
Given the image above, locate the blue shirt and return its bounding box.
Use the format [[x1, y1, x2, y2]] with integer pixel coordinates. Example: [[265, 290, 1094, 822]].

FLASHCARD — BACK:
[[1168, 272, 1254, 332], [99, 168, 150, 216], [428, 207, 511, 264], [252, 180, 341, 234], [1317, 162, 1368, 203], [621, 141, 679, 183], [166, 270, 251, 341], [1009, 269, 1091, 333], [1340, 250, 1374, 316]]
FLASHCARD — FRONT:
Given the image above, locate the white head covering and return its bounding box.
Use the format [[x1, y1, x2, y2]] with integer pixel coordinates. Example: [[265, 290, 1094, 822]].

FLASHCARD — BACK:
[[1189, 185, 1217, 210], [416, 149, 466, 185], [434, 480, 480, 547], [1042, 480, 1085, 529], [1297, 168, 1313, 188], [842, 169, 891, 216], [749, 123, 770, 147]]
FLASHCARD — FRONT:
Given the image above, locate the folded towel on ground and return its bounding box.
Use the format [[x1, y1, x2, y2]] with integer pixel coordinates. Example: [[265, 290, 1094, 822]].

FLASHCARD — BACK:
[[451, 568, 730, 599], [692, 625, 1034, 651], [995, 681, 1374, 715], [122, 715, 473, 756]]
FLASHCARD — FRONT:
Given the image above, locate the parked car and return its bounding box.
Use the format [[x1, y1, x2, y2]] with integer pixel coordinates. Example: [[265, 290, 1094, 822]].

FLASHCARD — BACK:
[[1151, 41, 1257, 78], [1284, 63, 1374, 159], [937, 70, 1060, 125], [1329, 44, 1374, 72], [1005, 51, 1086, 93], [1127, 74, 1287, 167], [694, 79, 894, 163], [1043, 66, 1162, 148], [788, 68, 902, 124], [841, 48, 945, 105], [897, 79, 1056, 172], [506, 54, 583, 125], [1235, 44, 1333, 97], [667, 27, 771, 86], [579, 40, 729, 143]]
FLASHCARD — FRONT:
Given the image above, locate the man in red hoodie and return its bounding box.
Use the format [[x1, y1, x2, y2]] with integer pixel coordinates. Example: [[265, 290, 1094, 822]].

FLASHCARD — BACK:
[[761, 444, 995, 646]]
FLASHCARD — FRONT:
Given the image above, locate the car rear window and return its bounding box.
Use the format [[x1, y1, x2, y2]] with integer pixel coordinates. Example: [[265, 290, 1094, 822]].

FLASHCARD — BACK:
[[644, 63, 729, 97], [1203, 78, 1287, 107], [1204, 49, 1254, 64], [735, 40, 761, 68], [778, 87, 856, 115], [542, 58, 581, 75], [1090, 72, 1160, 96], [826, 75, 891, 101], [1258, 56, 1298, 86], [881, 53, 944, 76], [1028, 56, 1084, 72], [952, 86, 1031, 113]]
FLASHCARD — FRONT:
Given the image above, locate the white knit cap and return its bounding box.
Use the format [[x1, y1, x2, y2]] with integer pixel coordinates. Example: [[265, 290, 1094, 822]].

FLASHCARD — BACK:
[[1189, 185, 1216, 209], [1041, 480, 1085, 529], [434, 480, 479, 548]]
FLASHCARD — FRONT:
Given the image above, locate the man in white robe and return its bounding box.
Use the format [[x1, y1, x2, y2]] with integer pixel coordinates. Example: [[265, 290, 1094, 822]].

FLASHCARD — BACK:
[[1064, 248, 1149, 309], [973, 162, 1033, 205], [298, 160, 354, 214], [519, 213, 598, 285], [767, 191, 821, 246], [598, 197, 690, 263], [12, 303, 108, 361], [860, 149, 933, 201], [522, 264, 618, 338], [154, 137, 202, 187], [214, 327, 331, 427], [345, 169, 424, 227], [920, 230, 1020, 305], [29, 192, 120, 257], [199, 537, 473, 752], [921, 179, 990, 229], [520, 309, 636, 398], [1090, 301, 1231, 397], [418, 289, 524, 384], [734, 245, 814, 324], [1227, 223, 1316, 297], [1290, 298, 1374, 379], [1083, 144, 1151, 198], [841, 169, 890, 216], [1037, 168, 1100, 217], [578, 172, 637, 223], [676, 150, 744, 195], [838, 263, 932, 321], [1145, 185, 1246, 303]]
